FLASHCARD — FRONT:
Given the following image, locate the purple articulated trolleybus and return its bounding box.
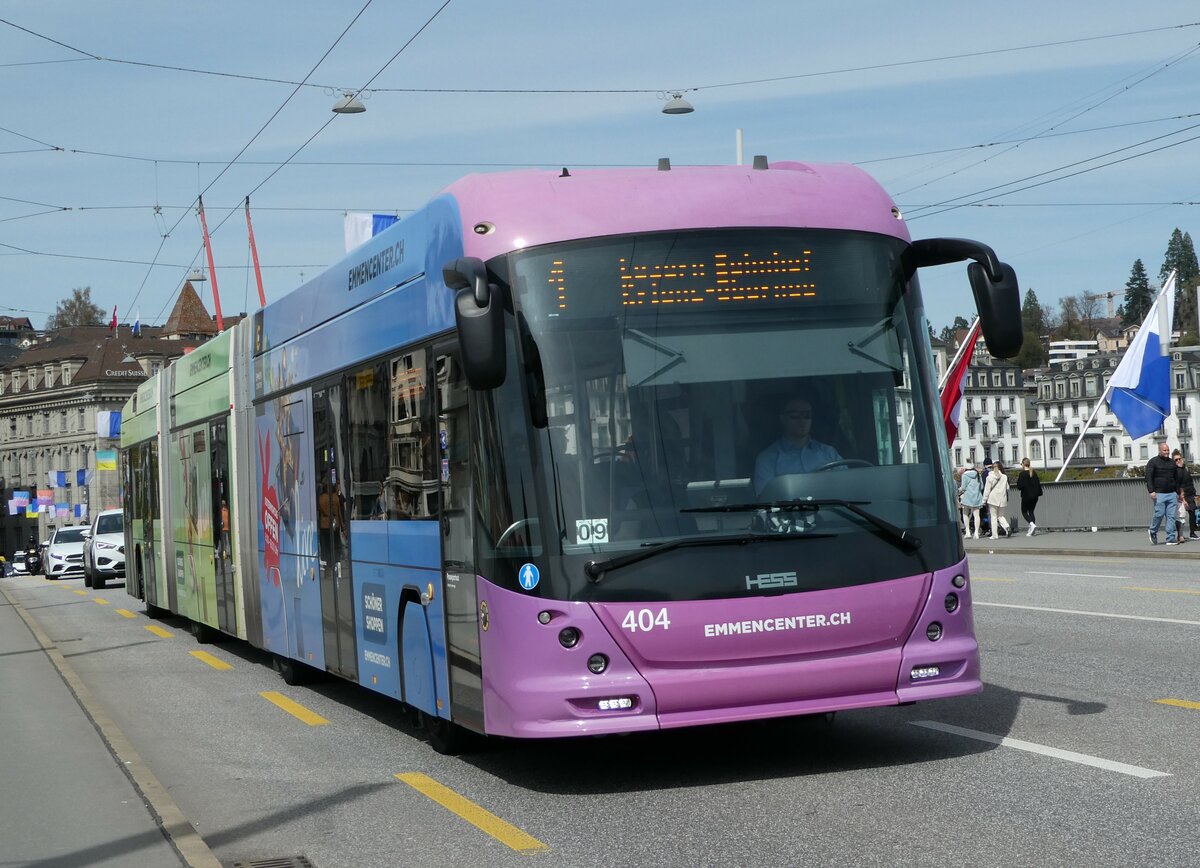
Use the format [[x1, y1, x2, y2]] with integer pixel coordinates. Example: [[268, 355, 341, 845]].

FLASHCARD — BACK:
[[163, 157, 1023, 754]]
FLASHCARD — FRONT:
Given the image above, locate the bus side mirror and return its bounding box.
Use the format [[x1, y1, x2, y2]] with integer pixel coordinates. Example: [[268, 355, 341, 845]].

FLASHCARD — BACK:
[[904, 237, 1023, 359], [968, 260, 1022, 359], [443, 257, 506, 390]]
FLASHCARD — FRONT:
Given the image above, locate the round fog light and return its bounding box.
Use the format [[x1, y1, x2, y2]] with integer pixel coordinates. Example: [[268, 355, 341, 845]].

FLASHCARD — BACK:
[[952, 574, 966, 589], [558, 627, 580, 648], [587, 653, 608, 674], [926, 621, 943, 641], [537, 610, 552, 624], [944, 593, 959, 613]]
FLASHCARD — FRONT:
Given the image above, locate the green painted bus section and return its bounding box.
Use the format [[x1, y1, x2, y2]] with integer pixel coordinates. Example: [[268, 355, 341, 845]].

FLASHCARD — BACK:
[[121, 374, 166, 607], [167, 330, 234, 633]]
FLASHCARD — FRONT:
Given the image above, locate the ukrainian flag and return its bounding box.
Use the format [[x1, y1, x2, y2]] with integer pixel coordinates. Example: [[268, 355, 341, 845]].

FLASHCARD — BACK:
[[96, 450, 118, 471]]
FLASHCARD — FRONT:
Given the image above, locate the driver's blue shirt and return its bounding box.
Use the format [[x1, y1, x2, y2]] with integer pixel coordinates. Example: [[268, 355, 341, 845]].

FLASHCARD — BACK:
[[754, 438, 842, 494]]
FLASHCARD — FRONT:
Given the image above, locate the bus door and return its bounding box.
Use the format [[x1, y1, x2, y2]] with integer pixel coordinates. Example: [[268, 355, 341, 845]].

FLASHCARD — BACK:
[[209, 418, 236, 634], [435, 349, 483, 731], [312, 382, 358, 680]]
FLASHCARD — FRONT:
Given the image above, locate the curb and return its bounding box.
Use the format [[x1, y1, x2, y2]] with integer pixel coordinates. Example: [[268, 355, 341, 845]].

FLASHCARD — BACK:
[[967, 546, 1200, 559]]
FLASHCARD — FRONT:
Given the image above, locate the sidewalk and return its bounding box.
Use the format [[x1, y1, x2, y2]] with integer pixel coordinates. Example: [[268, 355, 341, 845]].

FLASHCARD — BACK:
[[0, 577, 216, 867], [963, 526, 1200, 558]]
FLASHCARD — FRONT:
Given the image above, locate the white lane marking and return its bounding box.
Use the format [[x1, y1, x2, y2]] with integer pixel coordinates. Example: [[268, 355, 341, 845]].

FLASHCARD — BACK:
[[976, 601, 1200, 626], [911, 721, 1171, 779], [1027, 571, 1130, 580]]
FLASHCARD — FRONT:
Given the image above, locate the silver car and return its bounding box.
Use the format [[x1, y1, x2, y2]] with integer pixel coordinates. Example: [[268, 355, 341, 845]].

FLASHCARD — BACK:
[[82, 509, 125, 589]]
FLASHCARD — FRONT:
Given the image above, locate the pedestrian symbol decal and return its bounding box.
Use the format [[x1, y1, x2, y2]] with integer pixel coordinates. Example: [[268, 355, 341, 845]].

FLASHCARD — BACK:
[[519, 563, 540, 591]]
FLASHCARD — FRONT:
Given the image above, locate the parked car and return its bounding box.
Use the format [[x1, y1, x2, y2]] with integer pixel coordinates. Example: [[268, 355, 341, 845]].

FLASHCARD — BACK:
[[82, 509, 126, 589], [44, 526, 87, 580], [7, 554, 27, 576]]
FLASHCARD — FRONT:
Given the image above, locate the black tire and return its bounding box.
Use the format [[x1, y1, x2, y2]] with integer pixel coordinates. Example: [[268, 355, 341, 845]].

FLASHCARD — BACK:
[[189, 620, 216, 644], [83, 570, 93, 589], [93, 574, 105, 589], [274, 655, 315, 686], [421, 711, 471, 755]]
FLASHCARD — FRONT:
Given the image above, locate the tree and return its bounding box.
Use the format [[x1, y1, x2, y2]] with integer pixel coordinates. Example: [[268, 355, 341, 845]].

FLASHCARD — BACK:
[[1161, 229, 1200, 342], [1056, 296, 1086, 340], [1120, 259, 1152, 328], [1021, 288, 1046, 336], [938, 315, 971, 346], [1013, 329, 1045, 369], [46, 287, 105, 330]]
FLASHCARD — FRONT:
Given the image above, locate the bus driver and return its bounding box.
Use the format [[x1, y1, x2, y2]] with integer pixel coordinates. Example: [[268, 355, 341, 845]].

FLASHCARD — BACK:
[[753, 395, 842, 494]]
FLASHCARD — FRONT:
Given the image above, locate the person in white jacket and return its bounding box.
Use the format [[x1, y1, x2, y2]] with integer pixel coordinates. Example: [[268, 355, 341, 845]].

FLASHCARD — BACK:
[[982, 460, 1011, 539]]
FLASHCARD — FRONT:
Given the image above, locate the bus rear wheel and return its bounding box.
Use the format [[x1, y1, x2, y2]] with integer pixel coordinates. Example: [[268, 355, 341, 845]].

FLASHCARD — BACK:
[[274, 655, 317, 686]]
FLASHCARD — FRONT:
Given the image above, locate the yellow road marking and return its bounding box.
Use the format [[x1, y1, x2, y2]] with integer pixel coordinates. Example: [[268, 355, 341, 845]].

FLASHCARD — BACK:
[[73, 589, 88, 596], [1124, 586, 1200, 596], [972, 577, 1017, 583], [115, 609, 137, 619], [190, 650, 233, 671], [1156, 698, 1200, 710], [144, 625, 173, 638], [92, 597, 110, 605], [260, 691, 329, 726], [396, 772, 548, 853]]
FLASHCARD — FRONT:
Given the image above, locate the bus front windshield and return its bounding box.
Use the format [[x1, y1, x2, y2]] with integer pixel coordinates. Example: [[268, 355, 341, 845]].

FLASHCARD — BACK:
[[476, 228, 960, 603]]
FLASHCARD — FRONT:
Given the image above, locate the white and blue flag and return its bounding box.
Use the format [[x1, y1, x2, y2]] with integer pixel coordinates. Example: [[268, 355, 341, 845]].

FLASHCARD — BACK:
[[1106, 272, 1175, 440], [343, 212, 399, 252]]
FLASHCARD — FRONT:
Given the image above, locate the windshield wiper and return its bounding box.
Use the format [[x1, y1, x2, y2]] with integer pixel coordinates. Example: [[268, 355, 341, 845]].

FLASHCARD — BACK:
[[683, 499, 922, 552], [583, 530, 830, 582]]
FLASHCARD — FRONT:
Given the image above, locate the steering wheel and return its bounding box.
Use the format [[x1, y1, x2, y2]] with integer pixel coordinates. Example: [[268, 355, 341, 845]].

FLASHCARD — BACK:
[[496, 517, 540, 548], [813, 458, 874, 472]]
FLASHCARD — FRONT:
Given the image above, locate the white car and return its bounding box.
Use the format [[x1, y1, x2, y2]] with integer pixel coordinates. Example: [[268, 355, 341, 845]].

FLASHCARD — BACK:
[[45, 526, 87, 580], [82, 509, 126, 589], [7, 553, 28, 576]]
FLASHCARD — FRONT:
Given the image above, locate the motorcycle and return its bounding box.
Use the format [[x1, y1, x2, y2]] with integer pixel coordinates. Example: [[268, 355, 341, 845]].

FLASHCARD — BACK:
[[24, 546, 41, 576]]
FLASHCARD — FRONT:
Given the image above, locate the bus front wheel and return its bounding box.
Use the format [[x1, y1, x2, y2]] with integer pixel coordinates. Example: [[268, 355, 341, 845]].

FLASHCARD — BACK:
[[421, 711, 469, 755]]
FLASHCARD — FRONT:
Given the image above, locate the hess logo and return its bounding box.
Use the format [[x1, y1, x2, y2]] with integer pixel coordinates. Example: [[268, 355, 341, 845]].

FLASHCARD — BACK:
[[745, 571, 798, 590]]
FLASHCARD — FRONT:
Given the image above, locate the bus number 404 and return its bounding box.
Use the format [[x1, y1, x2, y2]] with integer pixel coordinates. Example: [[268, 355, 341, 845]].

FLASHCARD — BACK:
[[621, 608, 671, 633]]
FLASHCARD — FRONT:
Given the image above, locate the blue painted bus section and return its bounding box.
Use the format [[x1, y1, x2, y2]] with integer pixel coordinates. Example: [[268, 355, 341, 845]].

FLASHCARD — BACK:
[[349, 519, 449, 716], [254, 196, 461, 389], [253, 392, 326, 671]]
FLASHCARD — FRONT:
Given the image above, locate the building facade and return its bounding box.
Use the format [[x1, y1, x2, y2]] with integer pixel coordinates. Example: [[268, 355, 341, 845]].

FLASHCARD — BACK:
[[0, 284, 222, 557]]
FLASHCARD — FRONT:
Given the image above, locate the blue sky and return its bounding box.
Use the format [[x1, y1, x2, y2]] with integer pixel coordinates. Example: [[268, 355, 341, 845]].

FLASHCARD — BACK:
[[2, 2, 1198, 333]]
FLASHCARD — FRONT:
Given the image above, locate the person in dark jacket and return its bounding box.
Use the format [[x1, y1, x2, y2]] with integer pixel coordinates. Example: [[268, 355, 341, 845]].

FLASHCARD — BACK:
[[1016, 458, 1043, 536], [1146, 441, 1181, 545], [1172, 450, 1199, 540]]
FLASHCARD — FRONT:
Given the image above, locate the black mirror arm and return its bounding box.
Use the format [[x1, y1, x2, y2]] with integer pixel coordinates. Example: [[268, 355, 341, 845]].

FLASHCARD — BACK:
[[903, 238, 1002, 283], [442, 257, 490, 306]]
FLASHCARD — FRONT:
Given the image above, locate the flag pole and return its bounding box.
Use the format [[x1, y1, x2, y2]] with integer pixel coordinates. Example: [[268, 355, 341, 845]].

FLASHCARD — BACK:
[[197, 196, 225, 332], [939, 317, 981, 391], [903, 317, 980, 455], [1055, 276, 1175, 482], [244, 196, 267, 309], [1053, 399, 1108, 483]]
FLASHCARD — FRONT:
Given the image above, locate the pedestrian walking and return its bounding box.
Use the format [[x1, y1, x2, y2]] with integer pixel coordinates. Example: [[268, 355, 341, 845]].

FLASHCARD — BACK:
[[958, 465, 984, 539], [1172, 450, 1198, 541], [982, 460, 1011, 539], [1146, 441, 1180, 545], [1016, 457, 1043, 536]]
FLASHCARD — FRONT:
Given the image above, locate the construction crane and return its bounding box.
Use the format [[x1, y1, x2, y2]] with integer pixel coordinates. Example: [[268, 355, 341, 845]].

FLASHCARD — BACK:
[[1083, 288, 1126, 319]]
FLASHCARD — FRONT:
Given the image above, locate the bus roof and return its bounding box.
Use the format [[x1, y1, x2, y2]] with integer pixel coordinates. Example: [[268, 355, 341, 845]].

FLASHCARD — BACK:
[[444, 161, 909, 263]]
